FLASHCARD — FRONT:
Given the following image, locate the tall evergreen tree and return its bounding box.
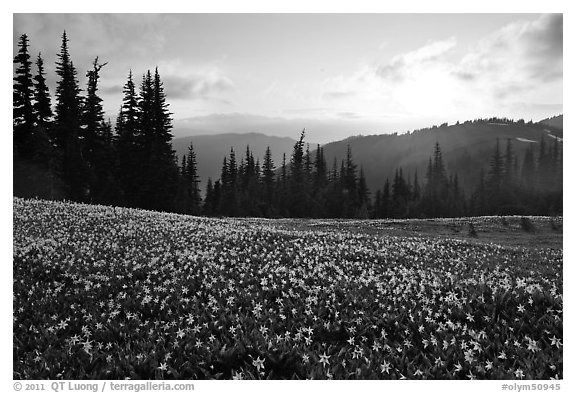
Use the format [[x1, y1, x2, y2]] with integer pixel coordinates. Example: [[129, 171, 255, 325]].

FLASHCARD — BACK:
[[421, 142, 450, 217], [83, 57, 109, 202], [471, 168, 487, 216], [357, 166, 370, 218], [54, 31, 87, 201], [486, 138, 505, 211], [391, 168, 410, 217], [115, 70, 141, 206], [504, 138, 515, 182], [288, 130, 307, 217], [32, 52, 52, 129], [521, 146, 535, 193], [412, 169, 421, 201], [54, 31, 82, 148], [219, 149, 239, 216], [313, 144, 327, 191], [262, 146, 276, 215], [13, 34, 36, 158], [276, 152, 288, 216], [203, 178, 215, 215], [184, 142, 202, 214], [134, 68, 179, 211], [381, 179, 390, 218]]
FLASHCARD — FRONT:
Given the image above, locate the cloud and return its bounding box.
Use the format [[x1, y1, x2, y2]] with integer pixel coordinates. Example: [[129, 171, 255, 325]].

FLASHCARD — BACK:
[[337, 112, 361, 120], [376, 37, 456, 82], [282, 107, 331, 116], [162, 69, 235, 101], [320, 14, 562, 121], [456, 14, 563, 90], [99, 84, 123, 95], [323, 91, 357, 100]]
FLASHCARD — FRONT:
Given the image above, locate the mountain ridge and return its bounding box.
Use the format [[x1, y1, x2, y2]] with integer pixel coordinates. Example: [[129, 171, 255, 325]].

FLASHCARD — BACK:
[[171, 115, 563, 196]]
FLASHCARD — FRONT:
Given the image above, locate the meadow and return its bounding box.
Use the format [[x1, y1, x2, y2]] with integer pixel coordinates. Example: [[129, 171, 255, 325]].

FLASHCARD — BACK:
[[13, 198, 562, 380]]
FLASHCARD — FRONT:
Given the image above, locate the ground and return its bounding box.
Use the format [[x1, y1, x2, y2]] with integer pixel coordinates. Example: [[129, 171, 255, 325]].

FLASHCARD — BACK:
[[13, 198, 562, 380]]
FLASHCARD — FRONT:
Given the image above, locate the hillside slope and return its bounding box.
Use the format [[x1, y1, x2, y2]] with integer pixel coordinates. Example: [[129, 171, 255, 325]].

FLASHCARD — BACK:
[[322, 119, 563, 195], [539, 114, 563, 130]]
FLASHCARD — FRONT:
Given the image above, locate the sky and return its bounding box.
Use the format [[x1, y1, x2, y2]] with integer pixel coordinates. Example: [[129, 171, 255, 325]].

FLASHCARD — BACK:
[[13, 13, 563, 143]]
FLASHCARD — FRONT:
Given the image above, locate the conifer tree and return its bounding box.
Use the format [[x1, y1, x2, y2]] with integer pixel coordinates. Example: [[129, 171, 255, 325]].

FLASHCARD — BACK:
[[115, 70, 141, 206], [486, 138, 505, 210], [220, 149, 239, 216], [471, 168, 487, 216], [412, 169, 421, 201], [289, 130, 306, 217], [54, 31, 87, 201], [135, 68, 179, 211], [262, 146, 276, 215], [83, 57, 109, 202], [276, 153, 288, 216], [203, 178, 215, 215], [521, 146, 535, 193], [392, 168, 409, 217], [184, 142, 202, 214], [504, 138, 515, 183], [313, 144, 327, 191], [421, 142, 450, 217], [33, 52, 52, 129], [13, 34, 36, 159], [382, 179, 390, 218], [54, 31, 82, 148], [357, 166, 370, 217]]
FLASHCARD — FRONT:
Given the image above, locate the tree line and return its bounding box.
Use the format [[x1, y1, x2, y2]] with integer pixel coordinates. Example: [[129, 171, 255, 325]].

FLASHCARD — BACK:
[[196, 131, 561, 219], [14, 32, 181, 212], [14, 32, 562, 219]]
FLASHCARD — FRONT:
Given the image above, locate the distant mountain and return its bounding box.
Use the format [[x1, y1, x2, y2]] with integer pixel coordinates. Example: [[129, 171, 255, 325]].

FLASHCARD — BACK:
[[172, 132, 316, 189], [321, 118, 563, 196], [539, 114, 563, 130], [172, 117, 563, 198]]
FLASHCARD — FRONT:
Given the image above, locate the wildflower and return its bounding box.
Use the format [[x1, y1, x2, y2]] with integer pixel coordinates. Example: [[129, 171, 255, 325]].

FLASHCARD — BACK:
[[158, 362, 168, 372], [380, 361, 391, 374], [527, 338, 539, 352], [252, 356, 265, 372], [319, 352, 330, 367], [514, 368, 525, 379], [550, 336, 562, 348], [81, 339, 93, 353]]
